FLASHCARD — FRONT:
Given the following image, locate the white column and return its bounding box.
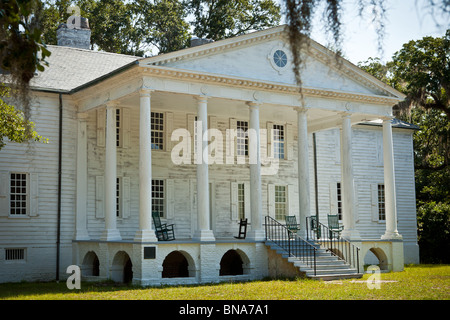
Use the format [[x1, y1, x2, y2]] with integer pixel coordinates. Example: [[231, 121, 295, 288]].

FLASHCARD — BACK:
[[296, 108, 310, 237], [134, 89, 158, 242], [247, 102, 265, 241], [75, 112, 90, 240], [101, 103, 121, 241], [194, 95, 215, 241], [340, 114, 360, 241], [381, 118, 402, 240]]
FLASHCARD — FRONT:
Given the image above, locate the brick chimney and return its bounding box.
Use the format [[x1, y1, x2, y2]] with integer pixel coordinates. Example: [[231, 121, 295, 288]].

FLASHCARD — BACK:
[[57, 17, 91, 50]]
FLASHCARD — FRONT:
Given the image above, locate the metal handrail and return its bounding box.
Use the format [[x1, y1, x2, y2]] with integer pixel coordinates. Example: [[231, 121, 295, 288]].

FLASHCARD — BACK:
[[306, 216, 360, 273], [265, 216, 317, 276]]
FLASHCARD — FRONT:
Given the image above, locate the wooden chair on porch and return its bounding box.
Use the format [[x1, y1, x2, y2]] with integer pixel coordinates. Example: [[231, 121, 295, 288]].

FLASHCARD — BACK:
[[152, 211, 175, 241], [327, 214, 343, 239], [234, 218, 248, 239], [285, 215, 300, 238], [310, 215, 321, 239]]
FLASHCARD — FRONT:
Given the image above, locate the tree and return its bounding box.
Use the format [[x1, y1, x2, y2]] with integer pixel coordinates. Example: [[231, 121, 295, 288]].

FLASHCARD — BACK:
[[185, 0, 281, 41], [391, 30, 450, 118], [0, 85, 46, 150], [0, 0, 51, 108]]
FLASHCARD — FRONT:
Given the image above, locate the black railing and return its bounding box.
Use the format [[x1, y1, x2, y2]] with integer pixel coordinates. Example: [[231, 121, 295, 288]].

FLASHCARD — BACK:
[[265, 216, 317, 276], [306, 216, 360, 273]]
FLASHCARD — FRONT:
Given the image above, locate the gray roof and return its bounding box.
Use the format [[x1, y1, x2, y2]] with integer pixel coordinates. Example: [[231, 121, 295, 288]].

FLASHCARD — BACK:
[[359, 118, 420, 130], [30, 45, 139, 92]]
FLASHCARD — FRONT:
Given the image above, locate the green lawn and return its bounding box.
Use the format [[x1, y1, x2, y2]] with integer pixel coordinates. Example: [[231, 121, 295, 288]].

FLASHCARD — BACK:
[[0, 265, 448, 300]]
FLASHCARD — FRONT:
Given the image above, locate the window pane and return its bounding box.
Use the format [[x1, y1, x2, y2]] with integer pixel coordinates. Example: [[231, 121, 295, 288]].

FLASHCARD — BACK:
[[151, 112, 164, 150], [152, 179, 165, 217], [10, 173, 27, 215]]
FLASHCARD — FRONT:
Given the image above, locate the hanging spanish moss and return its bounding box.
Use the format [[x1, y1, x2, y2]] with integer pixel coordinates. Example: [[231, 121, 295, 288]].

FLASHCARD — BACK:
[[284, 0, 387, 103]]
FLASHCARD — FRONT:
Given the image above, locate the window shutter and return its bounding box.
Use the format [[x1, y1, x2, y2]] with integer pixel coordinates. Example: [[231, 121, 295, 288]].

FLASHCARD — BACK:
[[227, 118, 237, 164], [187, 114, 196, 159], [244, 182, 251, 223], [371, 183, 379, 222], [286, 123, 294, 160], [267, 122, 274, 158], [95, 176, 104, 219], [122, 176, 131, 218], [166, 179, 174, 219], [122, 108, 131, 148], [230, 181, 238, 221], [268, 183, 275, 218], [287, 184, 296, 216], [97, 108, 105, 147], [329, 182, 337, 215], [29, 173, 39, 217], [165, 112, 174, 152], [0, 172, 9, 216]]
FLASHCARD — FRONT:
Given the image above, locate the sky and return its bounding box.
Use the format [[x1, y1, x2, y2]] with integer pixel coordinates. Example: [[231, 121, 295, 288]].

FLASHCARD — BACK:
[[277, 0, 450, 65]]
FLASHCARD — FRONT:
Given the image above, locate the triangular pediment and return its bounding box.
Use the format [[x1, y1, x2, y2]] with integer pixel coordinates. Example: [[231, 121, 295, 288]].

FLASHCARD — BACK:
[[140, 25, 403, 99]]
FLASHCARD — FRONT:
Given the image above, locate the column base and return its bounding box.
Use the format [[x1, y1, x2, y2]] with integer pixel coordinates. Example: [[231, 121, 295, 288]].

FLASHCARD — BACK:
[[381, 231, 403, 240], [134, 230, 158, 242], [100, 229, 122, 241], [246, 229, 266, 241], [193, 229, 216, 242], [341, 229, 361, 241]]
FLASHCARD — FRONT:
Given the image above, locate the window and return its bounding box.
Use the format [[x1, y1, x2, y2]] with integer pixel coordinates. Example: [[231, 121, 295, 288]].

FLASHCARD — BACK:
[[10, 173, 27, 215], [151, 112, 164, 150], [116, 178, 121, 217], [337, 182, 342, 220], [273, 50, 288, 68], [116, 108, 122, 147], [237, 183, 245, 220], [275, 185, 287, 220], [5, 248, 25, 261], [236, 121, 249, 157], [378, 184, 386, 221], [152, 179, 164, 218], [273, 124, 285, 159]]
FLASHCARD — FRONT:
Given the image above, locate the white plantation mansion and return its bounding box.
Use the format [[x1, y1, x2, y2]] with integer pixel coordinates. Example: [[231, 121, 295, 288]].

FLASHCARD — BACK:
[[0, 21, 420, 284]]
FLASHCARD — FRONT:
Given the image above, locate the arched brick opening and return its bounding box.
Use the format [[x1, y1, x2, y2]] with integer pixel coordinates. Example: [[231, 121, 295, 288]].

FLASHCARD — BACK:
[[364, 247, 389, 271], [162, 251, 190, 278], [220, 250, 244, 276], [111, 251, 133, 284], [81, 251, 99, 277]]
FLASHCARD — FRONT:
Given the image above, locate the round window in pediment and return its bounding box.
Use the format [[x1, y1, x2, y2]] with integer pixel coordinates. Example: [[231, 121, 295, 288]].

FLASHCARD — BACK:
[[273, 49, 288, 68]]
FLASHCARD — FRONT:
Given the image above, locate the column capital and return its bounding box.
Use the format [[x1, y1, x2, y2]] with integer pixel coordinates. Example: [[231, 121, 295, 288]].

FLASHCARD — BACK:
[[105, 100, 120, 109], [339, 111, 352, 119], [246, 101, 261, 109], [139, 87, 154, 97], [195, 95, 209, 103], [381, 116, 394, 123], [77, 112, 88, 120], [294, 106, 308, 114]]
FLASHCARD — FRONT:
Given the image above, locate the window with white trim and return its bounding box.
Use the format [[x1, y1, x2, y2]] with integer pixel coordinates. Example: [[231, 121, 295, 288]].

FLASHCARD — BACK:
[[378, 184, 386, 221], [151, 112, 164, 150], [152, 179, 165, 218], [10, 173, 28, 216], [273, 124, 285, 159], [275, 185, 287, 220], [236, 121, 249, 157]]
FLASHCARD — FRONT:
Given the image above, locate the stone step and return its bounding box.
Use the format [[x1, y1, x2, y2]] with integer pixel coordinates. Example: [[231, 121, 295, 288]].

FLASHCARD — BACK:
[[265, 239, 363, 281]]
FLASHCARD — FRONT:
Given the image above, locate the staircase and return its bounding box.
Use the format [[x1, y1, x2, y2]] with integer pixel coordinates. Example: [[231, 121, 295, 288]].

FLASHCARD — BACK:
[[266, 240, 363, 280], [265, 216, 363, 281]]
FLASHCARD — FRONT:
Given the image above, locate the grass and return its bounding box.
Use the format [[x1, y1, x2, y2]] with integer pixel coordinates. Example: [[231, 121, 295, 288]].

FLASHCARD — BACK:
[[0, 265, 448, 300]]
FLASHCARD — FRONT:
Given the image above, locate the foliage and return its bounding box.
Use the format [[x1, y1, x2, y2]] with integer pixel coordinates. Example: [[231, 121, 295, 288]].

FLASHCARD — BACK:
[[185, 0, 281, 41], [0, 85, 47, 150], [391, 30, 450, 118], [41, 0, 281, 56], [0, 0, 51, 109]]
